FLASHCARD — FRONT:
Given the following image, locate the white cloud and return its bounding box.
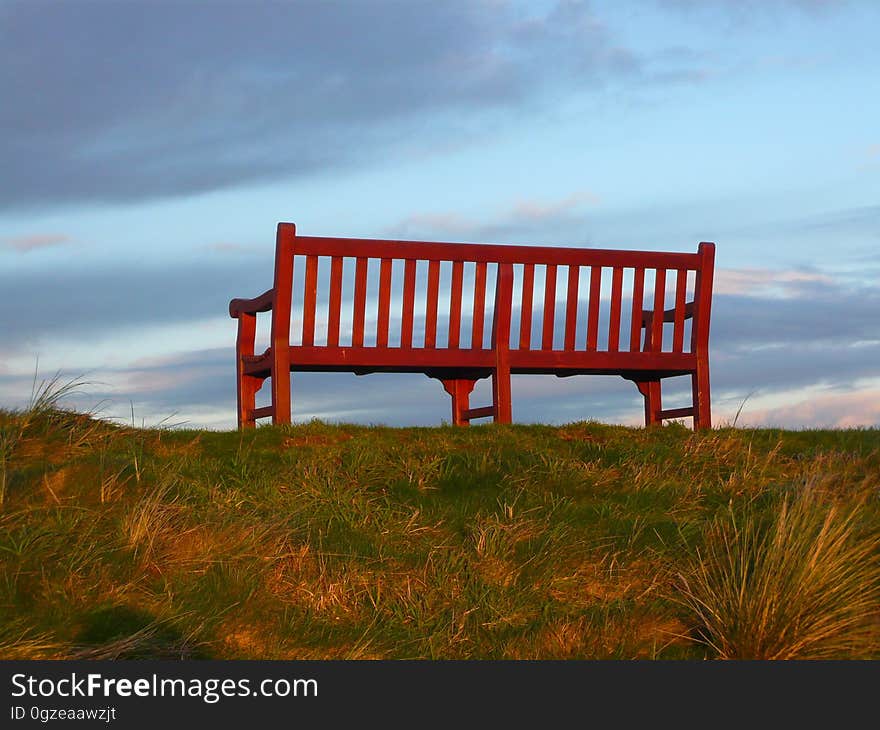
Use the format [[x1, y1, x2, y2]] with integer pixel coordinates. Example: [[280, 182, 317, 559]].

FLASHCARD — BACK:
[[2, 234, 71, 252], [713, 267, 834, 297], [726, 382, 880, 428]]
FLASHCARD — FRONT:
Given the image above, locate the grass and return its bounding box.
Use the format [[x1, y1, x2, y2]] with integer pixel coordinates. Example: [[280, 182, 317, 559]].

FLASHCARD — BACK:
[[0, 393, 878, 659], [673, 489, 880, 659]]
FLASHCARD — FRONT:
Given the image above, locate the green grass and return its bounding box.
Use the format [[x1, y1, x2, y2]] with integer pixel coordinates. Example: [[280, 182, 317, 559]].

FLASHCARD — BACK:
[[0, 401, 878, 659]]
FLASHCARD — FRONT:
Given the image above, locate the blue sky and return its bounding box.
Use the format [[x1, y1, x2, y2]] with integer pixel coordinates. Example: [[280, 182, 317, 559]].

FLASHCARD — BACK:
[[2, 0, 879, 429]]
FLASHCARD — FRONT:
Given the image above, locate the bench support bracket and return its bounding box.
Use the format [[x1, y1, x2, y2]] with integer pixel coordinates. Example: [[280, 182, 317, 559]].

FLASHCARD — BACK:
[[441, 379, 478, 425], [630, 371, 709, 430], [636, 380, 662, 426]]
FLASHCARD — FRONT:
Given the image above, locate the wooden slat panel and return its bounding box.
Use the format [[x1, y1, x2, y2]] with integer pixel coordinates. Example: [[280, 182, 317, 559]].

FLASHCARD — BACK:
[[608, 266, 623, 353], [472, 261, 487, 349], [376, 257, 392, 348], [586, 265, 601, 351], [292, 235, 700, 269], [425, 260, 441, 348], [564, 265, 579, 351], [326, 256, 343, 347], [448, 260, 463, 349], [301, 254, 318, 347], [542, 264, 557, 350], [651, 268, 667, 353], [401, 259, 416, 348], [519, 263, 535, 350], [630, 267, 645, 353], [352, 256, 368, 348], [672, 268, 687, 353]]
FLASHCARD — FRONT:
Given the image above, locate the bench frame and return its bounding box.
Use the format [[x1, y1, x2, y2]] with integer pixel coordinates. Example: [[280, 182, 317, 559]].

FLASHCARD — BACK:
[[230, 223, 715, 430]]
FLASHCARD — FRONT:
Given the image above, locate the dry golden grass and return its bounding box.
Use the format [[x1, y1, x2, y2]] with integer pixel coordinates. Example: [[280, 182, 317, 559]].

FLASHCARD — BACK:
[[674, 487, 880, 659]]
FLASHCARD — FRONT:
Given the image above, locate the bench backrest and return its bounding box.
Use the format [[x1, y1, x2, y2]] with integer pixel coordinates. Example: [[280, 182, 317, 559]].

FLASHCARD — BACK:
[[269, 223, 714, 358]]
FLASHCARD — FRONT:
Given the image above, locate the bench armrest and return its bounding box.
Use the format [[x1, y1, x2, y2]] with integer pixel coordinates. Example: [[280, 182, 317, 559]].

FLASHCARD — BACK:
[[229, 288, 274, 318], [641, 301, 694, 327]]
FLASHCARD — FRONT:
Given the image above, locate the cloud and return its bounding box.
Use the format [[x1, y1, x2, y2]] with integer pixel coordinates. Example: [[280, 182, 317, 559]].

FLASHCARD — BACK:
[[713, 267, 835, 297], [2, 233, 71, 252], [711, 339, 880, 395], [658, 0, 847, 21], [1, 258, 270, 350], [0, 1, 642, 212], [710, 286, 880, 349], [735, 387, 880, 429], [791, 205, 880, 240], [386, 191, 600, 242], [511, 191, 602, 221]]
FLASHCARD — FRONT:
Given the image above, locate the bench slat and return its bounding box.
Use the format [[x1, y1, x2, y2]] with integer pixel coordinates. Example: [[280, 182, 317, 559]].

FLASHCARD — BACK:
[[519, 263, 535, 350], [587, 265, 601, 351], [673, 268, 687, 353], [352, 257, 368, 348], [327, 256, 343, 347], [630, 267, 645, 353], [542, 263, 557, 350], [651, 268, 666, 352], [493, 263, 514, 422], [249, 405, 274, 420], [659, 406, 694, 420], [425, 260, 441, 348], [377, 257, 392, 348], [449, 260, 463, 349], [564, 265, 579, 351], [401, 258, 416, 348], [463, 405, 496, 420], [472, 261, 487, 349], [292, 235, 701, 269], [608, 266, 623, 352], [302, 254, 318, 347]]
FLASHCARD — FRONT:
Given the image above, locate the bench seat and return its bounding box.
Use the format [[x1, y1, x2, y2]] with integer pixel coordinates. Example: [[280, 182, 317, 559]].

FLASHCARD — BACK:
[[242, 346, 695, 378]]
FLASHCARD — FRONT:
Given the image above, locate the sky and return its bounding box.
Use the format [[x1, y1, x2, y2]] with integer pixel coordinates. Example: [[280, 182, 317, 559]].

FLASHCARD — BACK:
[[2, 0, 879, 430]]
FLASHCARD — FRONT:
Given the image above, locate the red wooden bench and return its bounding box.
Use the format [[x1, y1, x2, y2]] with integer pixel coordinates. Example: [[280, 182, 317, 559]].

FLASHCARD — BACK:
[[229, 223, 715, 430]]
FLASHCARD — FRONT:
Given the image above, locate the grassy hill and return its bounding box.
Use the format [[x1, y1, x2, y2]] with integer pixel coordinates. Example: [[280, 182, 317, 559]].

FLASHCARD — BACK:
[[2, 394, 878, 660]]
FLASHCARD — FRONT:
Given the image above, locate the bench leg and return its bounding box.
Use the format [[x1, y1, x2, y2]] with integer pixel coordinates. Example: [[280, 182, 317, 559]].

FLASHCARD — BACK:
[[692, 361, 711, 430], [441, 379, 477, 425], [637, 380, 662, 427], [271, 347, 292, 426], [237, 374, 261, 429], [492, 360, 512, 424], [235, 313, 258, 429]]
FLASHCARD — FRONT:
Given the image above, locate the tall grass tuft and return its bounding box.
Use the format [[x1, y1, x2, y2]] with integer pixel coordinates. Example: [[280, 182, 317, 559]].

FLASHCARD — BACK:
[[122, 478, 180, 560], [2, 371, 88, 505], [674, 489, 880, 659], [0, 621, 61, 659]]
